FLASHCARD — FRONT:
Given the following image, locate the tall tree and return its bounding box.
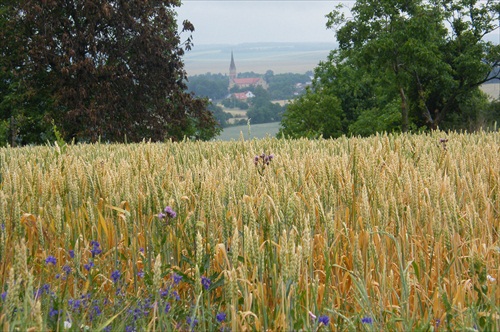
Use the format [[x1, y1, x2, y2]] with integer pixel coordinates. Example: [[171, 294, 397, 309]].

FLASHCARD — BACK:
[[327, 0, 500, 131], [1, 0, 219, 144]]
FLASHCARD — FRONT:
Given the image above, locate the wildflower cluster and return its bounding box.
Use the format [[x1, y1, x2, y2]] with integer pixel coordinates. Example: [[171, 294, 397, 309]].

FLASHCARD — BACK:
[[439, 138, 448, 151], [254, 152, 274, 176], [158, 206, 177, 223]]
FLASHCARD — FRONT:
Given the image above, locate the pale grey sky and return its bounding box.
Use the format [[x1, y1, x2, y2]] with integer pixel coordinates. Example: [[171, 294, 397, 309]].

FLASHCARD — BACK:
[[177, 0, 499, 45], [177, 1, 342, 45]]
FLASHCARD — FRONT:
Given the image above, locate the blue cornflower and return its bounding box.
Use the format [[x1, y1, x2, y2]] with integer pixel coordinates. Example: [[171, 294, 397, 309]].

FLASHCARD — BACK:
[[90, 305, 102, 321], [187, 316, 198, 326], [201, 276, 211, 290], [172, 273, 182, 284], [164, 302, 171, 313], [318, 315, 330, 326], [84, 261, 94, 271], [93, 305, 102, 315], [216, 312, 226, 323], [90, 241, 102, 257], [49, 308, 61, 317], [111, 270, 121, 283], [1, 292, 6, 301], [45, 255, 57, 265], [69, 299, 82, 311], [361, 316, 373, 324], [160, 288, 170, 298], [171, 290, 180, 301], [63, 265, 71, 275], [34, 284, 50, 297], [69, 250, 75, 259]]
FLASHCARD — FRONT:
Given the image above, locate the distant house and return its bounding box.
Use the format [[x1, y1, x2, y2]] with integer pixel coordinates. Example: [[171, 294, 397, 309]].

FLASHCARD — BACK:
[[232, 91, 255, 101], [228, 51, 268, 90]]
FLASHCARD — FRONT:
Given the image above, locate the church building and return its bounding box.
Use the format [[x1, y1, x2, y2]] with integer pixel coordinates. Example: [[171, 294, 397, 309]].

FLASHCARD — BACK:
[[228, 51, 268, 90]]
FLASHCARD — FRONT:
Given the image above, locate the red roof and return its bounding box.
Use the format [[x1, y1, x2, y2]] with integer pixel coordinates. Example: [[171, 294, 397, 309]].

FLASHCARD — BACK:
[[233, 92, 249, 100], [233, 91, 255, 100], [232, 77, 262, 85]]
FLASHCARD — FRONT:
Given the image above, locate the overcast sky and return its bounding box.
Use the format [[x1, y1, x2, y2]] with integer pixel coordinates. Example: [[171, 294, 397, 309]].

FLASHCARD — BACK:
[[177, 0, 499, 45], [176, 1, 343, 45]]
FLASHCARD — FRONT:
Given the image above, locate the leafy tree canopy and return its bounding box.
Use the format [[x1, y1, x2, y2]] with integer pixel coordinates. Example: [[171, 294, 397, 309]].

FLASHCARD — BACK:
[[186, 73, 229, 101], [0, 0, 219, 145], [281, 0, 500, 138]]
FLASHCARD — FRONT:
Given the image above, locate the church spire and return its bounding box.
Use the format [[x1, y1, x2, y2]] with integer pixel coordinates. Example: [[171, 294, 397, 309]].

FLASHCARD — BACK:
[[229, 51, 237, 80]]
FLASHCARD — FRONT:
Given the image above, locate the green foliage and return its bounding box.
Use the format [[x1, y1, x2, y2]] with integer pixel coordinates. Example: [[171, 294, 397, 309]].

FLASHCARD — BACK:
[[279, 88, 344, 139], [186, 73, 229, 101], [281, 0, 499, 139], [221, 98, 249, 110], [348, 101, 402, 136], [247, 87, 284, 124], [1, 0, 219, 144], [266, 72, 312, 100], [207, 103, 233, 128]]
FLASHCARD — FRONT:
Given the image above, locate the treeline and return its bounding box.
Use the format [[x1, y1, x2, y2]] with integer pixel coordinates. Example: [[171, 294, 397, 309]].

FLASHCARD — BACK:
[[279, 0, 500, 139], [186, 71, 312, 101]]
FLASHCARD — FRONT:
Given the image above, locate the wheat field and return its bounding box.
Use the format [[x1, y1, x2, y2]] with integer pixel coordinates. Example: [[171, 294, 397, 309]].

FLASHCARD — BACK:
[[0, 131, 498, 331]]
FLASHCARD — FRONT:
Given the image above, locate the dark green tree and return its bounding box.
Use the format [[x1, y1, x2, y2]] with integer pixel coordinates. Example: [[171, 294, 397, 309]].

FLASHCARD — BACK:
[[327, 0, 500, 131], [247, 87, 283, 124], [281, 0, 499, 139], [207, 103, 232, 128], [1, 0, 219, 144], [186, 73, 229, 101], [278, 87, 344, 139]]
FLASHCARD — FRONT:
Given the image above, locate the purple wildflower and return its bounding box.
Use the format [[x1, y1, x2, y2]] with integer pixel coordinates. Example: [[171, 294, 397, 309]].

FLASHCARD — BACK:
[[158, 212, 166, 219], [318, 315, 330, 326], [49, 308, 61, 317], [1, 292, 6, 301], [69, 250, 75, 259], [172, 273, 182, 285], [84, 261, 94, 271], [171, 290, 180, 301], [45, 255, 57, 265], [63, 265, 71, 275], [111, 270, 121, 283], [137, 270, 144, 278], [187, 317, 198, 326], [361, 316, 373, 324], [216, 312, 226, 323], [35, 284, 50, 297], [164, 206, 177, 219], [164, 302, 171, 313], [201, 276, 211, 290], [90, 241, 102, 257], [160, 288, 170, 298]]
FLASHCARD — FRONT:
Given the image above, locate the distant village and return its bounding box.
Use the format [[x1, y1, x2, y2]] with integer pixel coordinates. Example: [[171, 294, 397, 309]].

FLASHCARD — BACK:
[[227, 51, 312, 102]]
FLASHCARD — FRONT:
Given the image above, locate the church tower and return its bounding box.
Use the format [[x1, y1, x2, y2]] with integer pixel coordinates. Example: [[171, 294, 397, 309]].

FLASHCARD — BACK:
[[229, 51, 237, 80]]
